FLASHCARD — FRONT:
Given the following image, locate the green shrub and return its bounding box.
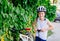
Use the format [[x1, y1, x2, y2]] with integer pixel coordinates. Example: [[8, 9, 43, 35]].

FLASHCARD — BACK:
[[0, 0, 56, 41]]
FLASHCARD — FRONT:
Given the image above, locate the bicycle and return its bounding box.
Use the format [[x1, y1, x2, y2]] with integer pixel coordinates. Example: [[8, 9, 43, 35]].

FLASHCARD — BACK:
[[10, 26, 34, 41]]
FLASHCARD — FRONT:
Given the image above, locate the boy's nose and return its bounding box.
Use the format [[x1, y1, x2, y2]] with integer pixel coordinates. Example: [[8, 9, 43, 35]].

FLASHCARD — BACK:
[[40, 14, 43, 16]]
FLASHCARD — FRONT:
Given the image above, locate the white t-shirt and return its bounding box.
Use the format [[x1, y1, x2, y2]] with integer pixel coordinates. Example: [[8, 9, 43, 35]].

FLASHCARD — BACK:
[[36, 18, 49, 40]]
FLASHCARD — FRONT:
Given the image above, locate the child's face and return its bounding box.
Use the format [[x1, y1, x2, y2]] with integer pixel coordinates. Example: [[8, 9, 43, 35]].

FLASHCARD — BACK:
[[38, 12, 45, 18]]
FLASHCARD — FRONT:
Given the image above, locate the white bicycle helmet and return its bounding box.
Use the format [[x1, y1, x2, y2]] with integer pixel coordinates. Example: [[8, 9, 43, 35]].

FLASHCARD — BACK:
[[37, 6, 46, 13]]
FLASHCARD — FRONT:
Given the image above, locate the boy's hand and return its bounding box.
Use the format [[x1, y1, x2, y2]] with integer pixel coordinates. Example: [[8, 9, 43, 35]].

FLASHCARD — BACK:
[[41, 28, 47, 32]]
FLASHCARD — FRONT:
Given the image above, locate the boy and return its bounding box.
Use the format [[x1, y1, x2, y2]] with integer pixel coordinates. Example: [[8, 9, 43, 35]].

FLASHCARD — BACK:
[[32, 6, 53, 41]]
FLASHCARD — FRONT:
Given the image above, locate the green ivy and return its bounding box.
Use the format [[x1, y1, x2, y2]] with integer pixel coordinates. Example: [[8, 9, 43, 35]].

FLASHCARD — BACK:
[[0, 0, 56, 41]]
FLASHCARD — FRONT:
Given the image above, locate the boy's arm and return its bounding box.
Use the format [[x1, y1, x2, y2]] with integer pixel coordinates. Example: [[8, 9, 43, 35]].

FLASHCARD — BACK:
[[32, 20, 37, 32], [40, 19, 54, 32], [47, 20, 54, 30]]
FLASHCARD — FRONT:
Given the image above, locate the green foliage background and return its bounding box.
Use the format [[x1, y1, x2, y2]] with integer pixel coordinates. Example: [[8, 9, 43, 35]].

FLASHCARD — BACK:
[[0, 0, 56, 41]]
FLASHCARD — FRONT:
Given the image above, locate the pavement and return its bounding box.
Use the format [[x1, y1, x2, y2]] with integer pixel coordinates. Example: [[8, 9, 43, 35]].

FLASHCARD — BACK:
[[47, 22, 60, 41]]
